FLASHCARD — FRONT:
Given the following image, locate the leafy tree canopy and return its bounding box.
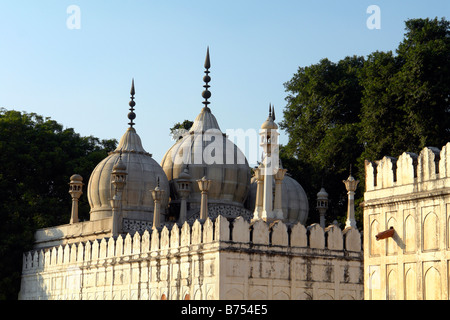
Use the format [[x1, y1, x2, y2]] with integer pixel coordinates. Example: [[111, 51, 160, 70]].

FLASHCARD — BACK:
[[0, 108, 116, 299], [280, 17, 450, 227], [169, 120, 193, 140]]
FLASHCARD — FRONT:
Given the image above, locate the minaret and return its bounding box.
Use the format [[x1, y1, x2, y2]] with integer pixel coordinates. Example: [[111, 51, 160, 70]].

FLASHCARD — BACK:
[[197, 176, 211, 220], [343, 165, 359, 228], [111, 154, 127, 236], [252, 166, 264, 220], [260, 104, 280, 221], [110, 79, 136, 236], [316, 186, 329, 228], [151, 178, 164, 230], [69, 174, 84, 224], [176, 166, 192, 224]]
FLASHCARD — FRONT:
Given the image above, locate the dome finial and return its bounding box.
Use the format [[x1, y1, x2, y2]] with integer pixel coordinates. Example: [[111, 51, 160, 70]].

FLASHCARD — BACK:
[[204, 46, 211, 69], [202, 47, 211, 108], [128, 78, 136, 128], [272, 105, 276, 121]]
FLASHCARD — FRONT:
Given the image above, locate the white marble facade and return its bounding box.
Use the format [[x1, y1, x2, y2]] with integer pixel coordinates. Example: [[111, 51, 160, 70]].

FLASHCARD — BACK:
[[19, 216, 363, 300]]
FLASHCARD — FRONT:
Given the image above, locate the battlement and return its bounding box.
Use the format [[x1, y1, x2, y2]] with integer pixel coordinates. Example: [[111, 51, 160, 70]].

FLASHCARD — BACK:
[[22, 216, 361, 273], [365, 143, 450, 195], [363, 142, 450, 300]]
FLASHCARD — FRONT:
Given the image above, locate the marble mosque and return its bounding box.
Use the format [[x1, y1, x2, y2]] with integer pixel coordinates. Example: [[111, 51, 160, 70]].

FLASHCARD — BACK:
[[18, 49, 450, 300]]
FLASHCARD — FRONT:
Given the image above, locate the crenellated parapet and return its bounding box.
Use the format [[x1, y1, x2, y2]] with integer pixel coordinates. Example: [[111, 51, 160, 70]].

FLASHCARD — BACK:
[[20, 216, 363, 300], [365, 143, 450, 199], [22, 217, 362, 274], [363, 142, 450, 300]]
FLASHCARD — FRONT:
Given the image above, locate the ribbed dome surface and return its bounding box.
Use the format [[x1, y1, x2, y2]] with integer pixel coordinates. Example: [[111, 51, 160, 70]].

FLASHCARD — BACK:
[[161, 107, 251, 210], [189, 106, 221, 133], [87, 127, 169, 221], [245, 174, 309, 224]]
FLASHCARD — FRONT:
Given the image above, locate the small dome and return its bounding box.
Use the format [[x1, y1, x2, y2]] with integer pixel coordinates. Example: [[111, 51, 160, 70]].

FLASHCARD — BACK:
[[261, 105, 278, 130], [245, 173, 309, 224], [317, 187, 328, 200], [178, 167, 192, 180], [261, 117, 278, 130], [112, 156, 127, 171], [70, 174, 83, 182], [87, 127, 170, 222]]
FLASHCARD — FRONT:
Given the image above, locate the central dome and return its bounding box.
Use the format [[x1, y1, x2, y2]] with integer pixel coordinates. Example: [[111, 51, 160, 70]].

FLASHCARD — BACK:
[[161, 106, 251, 215], [161, 48, 251, 221]]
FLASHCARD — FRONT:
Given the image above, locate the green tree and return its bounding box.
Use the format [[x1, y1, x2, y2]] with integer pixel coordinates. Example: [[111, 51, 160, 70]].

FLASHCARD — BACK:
[[280, 17, 450, 228], [395, 17, 450, 150], [0, 109, 116, 299], [280, 56, 365, 226], [358, 50, 404, 161], [170, 120, 193, 140], [360, 17, 450, 161]]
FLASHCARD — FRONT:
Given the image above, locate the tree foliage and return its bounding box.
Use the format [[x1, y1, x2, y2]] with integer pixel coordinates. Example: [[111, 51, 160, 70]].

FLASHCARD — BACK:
[[360, 17, 450, 161], [169, 120, 193, 140], [0, 109, 116, 299], [280, 17, 450, 227]]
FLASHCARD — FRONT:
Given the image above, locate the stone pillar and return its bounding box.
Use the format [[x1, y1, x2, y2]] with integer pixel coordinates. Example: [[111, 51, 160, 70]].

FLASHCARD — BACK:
[[69, 174, 83, 224], [152, 182, 164, 230], [197, 176, 211, 220], [343, 173, 359, 228], [253, 167, 264, 220], [273, 168, 287, 220], [111, 156, 127, 236]]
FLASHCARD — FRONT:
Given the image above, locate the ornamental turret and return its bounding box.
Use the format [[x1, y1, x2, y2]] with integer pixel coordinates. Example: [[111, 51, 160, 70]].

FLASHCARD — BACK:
[[316, 186, 329, 228], [343, 166, 359, 228], [69, 174, 84, 224], [260, 104, 280, 221]]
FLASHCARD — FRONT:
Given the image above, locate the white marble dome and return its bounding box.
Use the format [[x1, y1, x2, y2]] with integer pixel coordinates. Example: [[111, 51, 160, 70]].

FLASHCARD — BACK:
[[87, 127, 170, 222], [245, 173, 309, 224]]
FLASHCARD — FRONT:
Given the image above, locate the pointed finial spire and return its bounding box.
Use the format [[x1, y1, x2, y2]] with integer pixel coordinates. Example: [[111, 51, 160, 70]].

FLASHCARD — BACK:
[[202, 47, 211, 108], [130, 78, 135, 96], [272, 105, 276, 121], [269, 103, 272, 118], [128, 78, 136, 128], [204, 46, 211, 69]]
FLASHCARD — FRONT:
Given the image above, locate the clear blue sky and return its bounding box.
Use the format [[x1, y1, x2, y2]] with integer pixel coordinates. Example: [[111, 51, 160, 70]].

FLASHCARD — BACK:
[[0, 1, 448, 165]]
